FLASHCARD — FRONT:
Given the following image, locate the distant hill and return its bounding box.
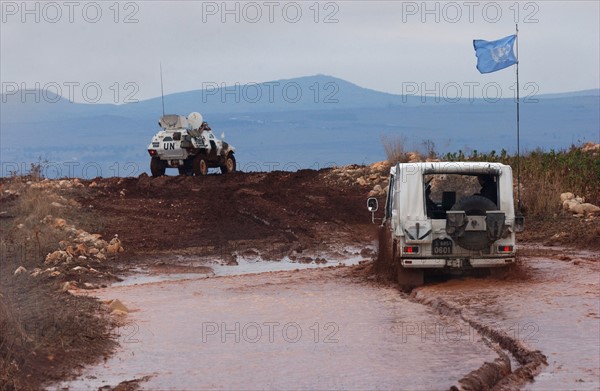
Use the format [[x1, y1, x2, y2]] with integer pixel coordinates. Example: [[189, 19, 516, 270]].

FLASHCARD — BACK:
[[536, 89, 600, 99], [1, 75, 598, 177]]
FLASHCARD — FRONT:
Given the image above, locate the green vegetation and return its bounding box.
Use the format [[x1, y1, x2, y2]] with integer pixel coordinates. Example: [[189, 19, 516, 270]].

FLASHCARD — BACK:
[[442, 145, 600, 217], [383, 138, 600, 218]]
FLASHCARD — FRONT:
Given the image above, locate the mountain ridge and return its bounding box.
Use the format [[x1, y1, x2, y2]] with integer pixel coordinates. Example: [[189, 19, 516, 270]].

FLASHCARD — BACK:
[[1, 75, 598, 177]]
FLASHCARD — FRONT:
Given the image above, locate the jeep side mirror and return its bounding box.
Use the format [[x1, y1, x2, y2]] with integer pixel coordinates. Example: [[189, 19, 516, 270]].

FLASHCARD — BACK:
[[514, 213, 525, 233], [367, 197, 378, 212], [367, 197, 379, 224]]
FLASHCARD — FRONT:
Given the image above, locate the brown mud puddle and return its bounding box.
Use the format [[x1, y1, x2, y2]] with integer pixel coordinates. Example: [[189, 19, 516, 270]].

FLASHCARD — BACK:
[[415, 245, 600, 390], [53, 266, 500, 390]]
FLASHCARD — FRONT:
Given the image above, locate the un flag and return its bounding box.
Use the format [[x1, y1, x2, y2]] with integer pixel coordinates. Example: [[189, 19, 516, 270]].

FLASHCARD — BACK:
[[473, 35, 518, 74]]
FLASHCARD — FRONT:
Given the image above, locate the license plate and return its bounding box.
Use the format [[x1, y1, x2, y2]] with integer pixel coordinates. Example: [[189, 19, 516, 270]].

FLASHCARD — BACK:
[[432, 238, 453, 255]]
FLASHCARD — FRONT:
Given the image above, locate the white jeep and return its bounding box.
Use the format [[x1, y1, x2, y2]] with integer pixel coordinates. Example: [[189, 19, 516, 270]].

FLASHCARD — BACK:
[[368, 162, 524, 289], [147, 112, 236, 177]]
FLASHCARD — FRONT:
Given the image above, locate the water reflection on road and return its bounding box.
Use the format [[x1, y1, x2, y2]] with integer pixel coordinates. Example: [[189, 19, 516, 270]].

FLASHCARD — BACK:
[[55, 266, 498, 390], [416, 246, 600, 390]]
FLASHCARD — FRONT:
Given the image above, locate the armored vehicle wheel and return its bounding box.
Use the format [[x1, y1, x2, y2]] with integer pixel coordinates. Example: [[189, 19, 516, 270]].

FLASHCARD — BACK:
[[193, 154, 208, 176], [178, 159, 194, 176], [150, 157, 166, 177], [451, 195, 498, 251], [220, 153, 236, 174]]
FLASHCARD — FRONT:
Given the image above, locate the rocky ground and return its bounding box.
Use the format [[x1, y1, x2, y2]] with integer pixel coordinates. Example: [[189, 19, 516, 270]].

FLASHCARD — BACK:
[[1, 163, 599, 390]]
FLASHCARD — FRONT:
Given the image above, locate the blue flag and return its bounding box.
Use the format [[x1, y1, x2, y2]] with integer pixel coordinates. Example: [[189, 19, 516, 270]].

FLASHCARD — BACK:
[[473, 34, 517, 74]]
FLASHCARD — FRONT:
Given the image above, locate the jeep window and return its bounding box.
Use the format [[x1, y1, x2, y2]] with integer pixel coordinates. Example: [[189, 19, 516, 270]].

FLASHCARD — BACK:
[[423, 174, 498, 219], [163, 136, 173, 141], [385, 175, 394, 219]]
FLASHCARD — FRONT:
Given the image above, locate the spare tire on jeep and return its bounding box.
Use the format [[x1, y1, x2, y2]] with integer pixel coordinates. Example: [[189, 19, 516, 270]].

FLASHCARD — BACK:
[[450, 195, 498, 251]]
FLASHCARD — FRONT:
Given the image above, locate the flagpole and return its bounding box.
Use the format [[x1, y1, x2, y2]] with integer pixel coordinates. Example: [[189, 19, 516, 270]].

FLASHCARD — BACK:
[[515, 24, 521, 213], [160, 62, 165, 117]]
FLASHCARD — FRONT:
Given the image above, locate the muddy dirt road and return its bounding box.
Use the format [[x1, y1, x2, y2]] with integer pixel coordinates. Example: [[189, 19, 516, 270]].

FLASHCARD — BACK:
[[415, 246, 600, 390], [56, 265, 501, 390], [52, 246, 599, 390], [35, 169, 599, 390]]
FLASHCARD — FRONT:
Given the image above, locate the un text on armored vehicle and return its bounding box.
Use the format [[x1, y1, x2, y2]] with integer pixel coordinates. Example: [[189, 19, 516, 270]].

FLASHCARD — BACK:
[[367, 162, 524, 290], [147, 112, 236, 177]]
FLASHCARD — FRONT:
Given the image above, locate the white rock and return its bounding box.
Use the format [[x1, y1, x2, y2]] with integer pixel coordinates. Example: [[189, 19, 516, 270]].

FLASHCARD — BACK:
[[45, 250, 71, 264], [14, 266, 27, 275], [108, 299, 129, 313], [356, 177, 368, 186], [570, 203, 600, 216], [563, 199, 580, 211], [30, 268, 42, 277], [107, 235, 124, 253], [560, 192, 575, 202], [61, 281, 77, 292], [582, 143, 600, 152], [41, 215, 54, 224]]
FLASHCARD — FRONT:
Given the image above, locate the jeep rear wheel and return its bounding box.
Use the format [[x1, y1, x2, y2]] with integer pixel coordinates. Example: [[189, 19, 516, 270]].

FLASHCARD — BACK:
[[220, 153, 236, 174], [150, 157, 166, 177], [489, 266, 511, 279], [193, 154, 208, 176], [397, 266, 424, 292], [375, 224, 394, 276]]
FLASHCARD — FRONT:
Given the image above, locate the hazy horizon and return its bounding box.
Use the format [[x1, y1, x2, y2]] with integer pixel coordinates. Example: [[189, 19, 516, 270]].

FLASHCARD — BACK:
[[2, 1, 599, 103]]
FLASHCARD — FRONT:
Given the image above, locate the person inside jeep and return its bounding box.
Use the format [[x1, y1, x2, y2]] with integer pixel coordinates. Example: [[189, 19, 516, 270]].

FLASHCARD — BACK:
[[425, 183, 437, 217], [477, 174, 498, 205]]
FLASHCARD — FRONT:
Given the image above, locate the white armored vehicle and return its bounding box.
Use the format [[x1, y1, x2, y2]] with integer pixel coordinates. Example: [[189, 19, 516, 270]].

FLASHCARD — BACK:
[[368, 162, 524, 290], [147, 112, 236, 177]]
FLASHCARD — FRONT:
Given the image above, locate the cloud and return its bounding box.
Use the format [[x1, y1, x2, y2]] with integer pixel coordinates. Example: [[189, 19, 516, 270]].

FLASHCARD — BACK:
[[1, 1, 598, 102]]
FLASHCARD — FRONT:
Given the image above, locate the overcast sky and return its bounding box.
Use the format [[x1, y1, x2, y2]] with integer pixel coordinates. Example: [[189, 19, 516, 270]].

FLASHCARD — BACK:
[[1, 1, 599, 103]]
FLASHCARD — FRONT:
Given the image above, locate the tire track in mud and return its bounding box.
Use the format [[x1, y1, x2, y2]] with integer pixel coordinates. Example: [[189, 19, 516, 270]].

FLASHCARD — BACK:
[[410, 291, 548, 391]]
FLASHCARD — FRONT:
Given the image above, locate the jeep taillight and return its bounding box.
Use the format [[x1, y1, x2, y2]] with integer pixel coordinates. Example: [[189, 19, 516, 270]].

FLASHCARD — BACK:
[[498, 245, 513, 252], [148, 149, 157, 156], [403, 246, 419, 254]]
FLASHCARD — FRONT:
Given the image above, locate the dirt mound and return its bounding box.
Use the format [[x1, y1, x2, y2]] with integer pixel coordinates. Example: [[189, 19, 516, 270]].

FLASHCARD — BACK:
[[80, 170, 377, 260], [518, 214, 600, 251]]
